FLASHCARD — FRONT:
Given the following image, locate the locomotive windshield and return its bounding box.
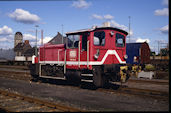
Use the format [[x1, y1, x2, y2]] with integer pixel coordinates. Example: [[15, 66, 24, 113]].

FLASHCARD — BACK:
[[94, 31, 105, 46], [116, 33, 125, 47], [67, 35, 80, 48]]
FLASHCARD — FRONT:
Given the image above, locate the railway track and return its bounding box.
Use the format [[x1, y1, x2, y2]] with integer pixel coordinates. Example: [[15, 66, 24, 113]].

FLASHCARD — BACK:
[[0, 66, 169, 101], [98, 86, 169, 100], [0, 65, 29, 70], [0, 70, 31, 81], [0, 66, 168, 85], [0, 89, 83, 112], [128, 79, 168, 85]]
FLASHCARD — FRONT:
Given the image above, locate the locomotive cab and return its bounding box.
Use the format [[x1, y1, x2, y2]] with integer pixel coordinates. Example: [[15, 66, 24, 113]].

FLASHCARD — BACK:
[[65, 27, 130, 87], [30, 26, 130, 87]]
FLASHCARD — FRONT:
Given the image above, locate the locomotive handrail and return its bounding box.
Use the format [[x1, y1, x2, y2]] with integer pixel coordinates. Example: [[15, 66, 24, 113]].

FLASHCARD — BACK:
[[64, 49, 66, 74], [58, 49, 59, 62], [78, 41, 81, 68], [87, 40, 89, 68], [57, 49, 62, 62]]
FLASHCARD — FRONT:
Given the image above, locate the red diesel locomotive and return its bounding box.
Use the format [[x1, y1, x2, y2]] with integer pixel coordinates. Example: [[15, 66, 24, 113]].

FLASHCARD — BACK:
[[30, 26, 130, 87]]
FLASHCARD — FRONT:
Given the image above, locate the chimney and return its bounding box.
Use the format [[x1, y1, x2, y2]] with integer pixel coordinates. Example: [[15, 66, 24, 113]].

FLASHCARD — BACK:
[[24, 40, 29, 45], [103, 22, 111, 27]]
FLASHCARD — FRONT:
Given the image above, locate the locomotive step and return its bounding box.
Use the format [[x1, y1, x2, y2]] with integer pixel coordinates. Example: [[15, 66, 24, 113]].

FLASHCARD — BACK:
[[40, 75, 66, 80], [81, 74, 93, 77], [81, 74, 93, 81], [81, 79, 93, 82]]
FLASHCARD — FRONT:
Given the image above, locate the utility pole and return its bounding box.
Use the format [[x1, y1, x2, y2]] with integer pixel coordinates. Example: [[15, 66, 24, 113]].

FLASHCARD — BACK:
[[62, 24, 63, 44], [157, 40, 160, 55], [35, 25, 39, 56], [128, 16, 131, 43], [41, 29, 43, 46]]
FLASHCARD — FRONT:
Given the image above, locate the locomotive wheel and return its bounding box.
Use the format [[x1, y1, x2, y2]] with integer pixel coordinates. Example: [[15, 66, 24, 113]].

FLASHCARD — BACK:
[[66, 70, 81, 86], [93, 66, 104, 88], [101, 74, 109, 88]]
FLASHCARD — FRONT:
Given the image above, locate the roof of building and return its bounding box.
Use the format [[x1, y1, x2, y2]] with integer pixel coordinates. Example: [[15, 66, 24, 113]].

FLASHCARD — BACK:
[[15, 32, 23, 36], [14, 43, 24, 50], [24, 48, 35, 56], [126, 42, 149, 48], [48, 32, 67, 44], [14, 42, 32, 51]]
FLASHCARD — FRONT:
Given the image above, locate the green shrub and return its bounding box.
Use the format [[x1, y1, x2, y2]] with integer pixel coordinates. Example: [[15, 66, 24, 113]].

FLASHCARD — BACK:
[[145, 64, 155, 71]]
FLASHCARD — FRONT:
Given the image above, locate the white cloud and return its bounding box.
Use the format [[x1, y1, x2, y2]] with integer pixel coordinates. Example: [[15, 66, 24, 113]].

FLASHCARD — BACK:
[[110, 20, 128, 31], [0, 37, 8, 42], [126, 37, 136, 43], [0, 34, 13, 42], [136, 37, 150, 43], [162, 0, 168, 6], [72, 0, 91, 9], [127, 29, 133, 37], [104, 14, 114, 20], [92, 14, 114, 20], [38, 36, 52, 44], [0, 26, 13, 43], [91, 14, 134, 36], [154, 8, 168, 16], [160, 25, 168, 34], [30, 36, 52, 47], [0, 25, 13, 35], [92, 14, 103, 20], [9, 9, 40, 24], [23, 34, 36, 41]]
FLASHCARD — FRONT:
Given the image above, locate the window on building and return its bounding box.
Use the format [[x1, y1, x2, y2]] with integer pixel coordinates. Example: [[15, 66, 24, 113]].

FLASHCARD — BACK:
[[116, 33, 125, 47], [94, 31, 105, 46]]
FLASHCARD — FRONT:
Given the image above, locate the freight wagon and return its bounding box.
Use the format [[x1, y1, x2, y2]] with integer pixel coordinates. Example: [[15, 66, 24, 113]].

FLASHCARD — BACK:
[[30, 26, 131, 87], [126, 42, 150, 76], [126, 42, 150, 65]]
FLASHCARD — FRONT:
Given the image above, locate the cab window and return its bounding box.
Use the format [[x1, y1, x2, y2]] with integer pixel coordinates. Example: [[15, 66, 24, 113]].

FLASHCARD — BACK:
[[94, 31, 105, 46], [116, 33, 125, 47], [67, 35, 80, 48]]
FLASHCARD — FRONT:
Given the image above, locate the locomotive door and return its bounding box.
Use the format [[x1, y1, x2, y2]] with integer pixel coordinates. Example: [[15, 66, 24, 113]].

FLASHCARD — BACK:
[[80, 33, 89, 68], [115, 33, 125, 64]]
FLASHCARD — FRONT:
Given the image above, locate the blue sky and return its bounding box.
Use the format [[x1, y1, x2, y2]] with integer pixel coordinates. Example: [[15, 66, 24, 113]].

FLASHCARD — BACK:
[[0, 0, 168, 54]]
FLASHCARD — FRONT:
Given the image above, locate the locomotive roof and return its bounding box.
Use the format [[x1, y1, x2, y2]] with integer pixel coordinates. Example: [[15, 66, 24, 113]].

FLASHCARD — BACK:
[[66, 27, 128, 35]]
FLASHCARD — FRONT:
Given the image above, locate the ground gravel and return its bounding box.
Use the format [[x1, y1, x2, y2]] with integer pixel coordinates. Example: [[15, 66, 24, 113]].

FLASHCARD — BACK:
[[0, 77, 169, 112]]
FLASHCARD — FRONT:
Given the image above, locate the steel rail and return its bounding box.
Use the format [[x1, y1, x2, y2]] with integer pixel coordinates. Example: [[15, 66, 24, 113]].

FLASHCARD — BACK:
[[128, 79, 168, 85], [0, 65, 29, 70], [0, 70, 30, 75], [98, 86, 169, 100], [0, 68, 168, 86], [0, 89, 84, 112], [0, 68, 169, 101], [0, 71, 31, 81]]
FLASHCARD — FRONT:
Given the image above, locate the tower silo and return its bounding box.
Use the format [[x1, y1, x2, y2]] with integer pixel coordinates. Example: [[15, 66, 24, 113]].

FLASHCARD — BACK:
[[14, 32, 23, 48]]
